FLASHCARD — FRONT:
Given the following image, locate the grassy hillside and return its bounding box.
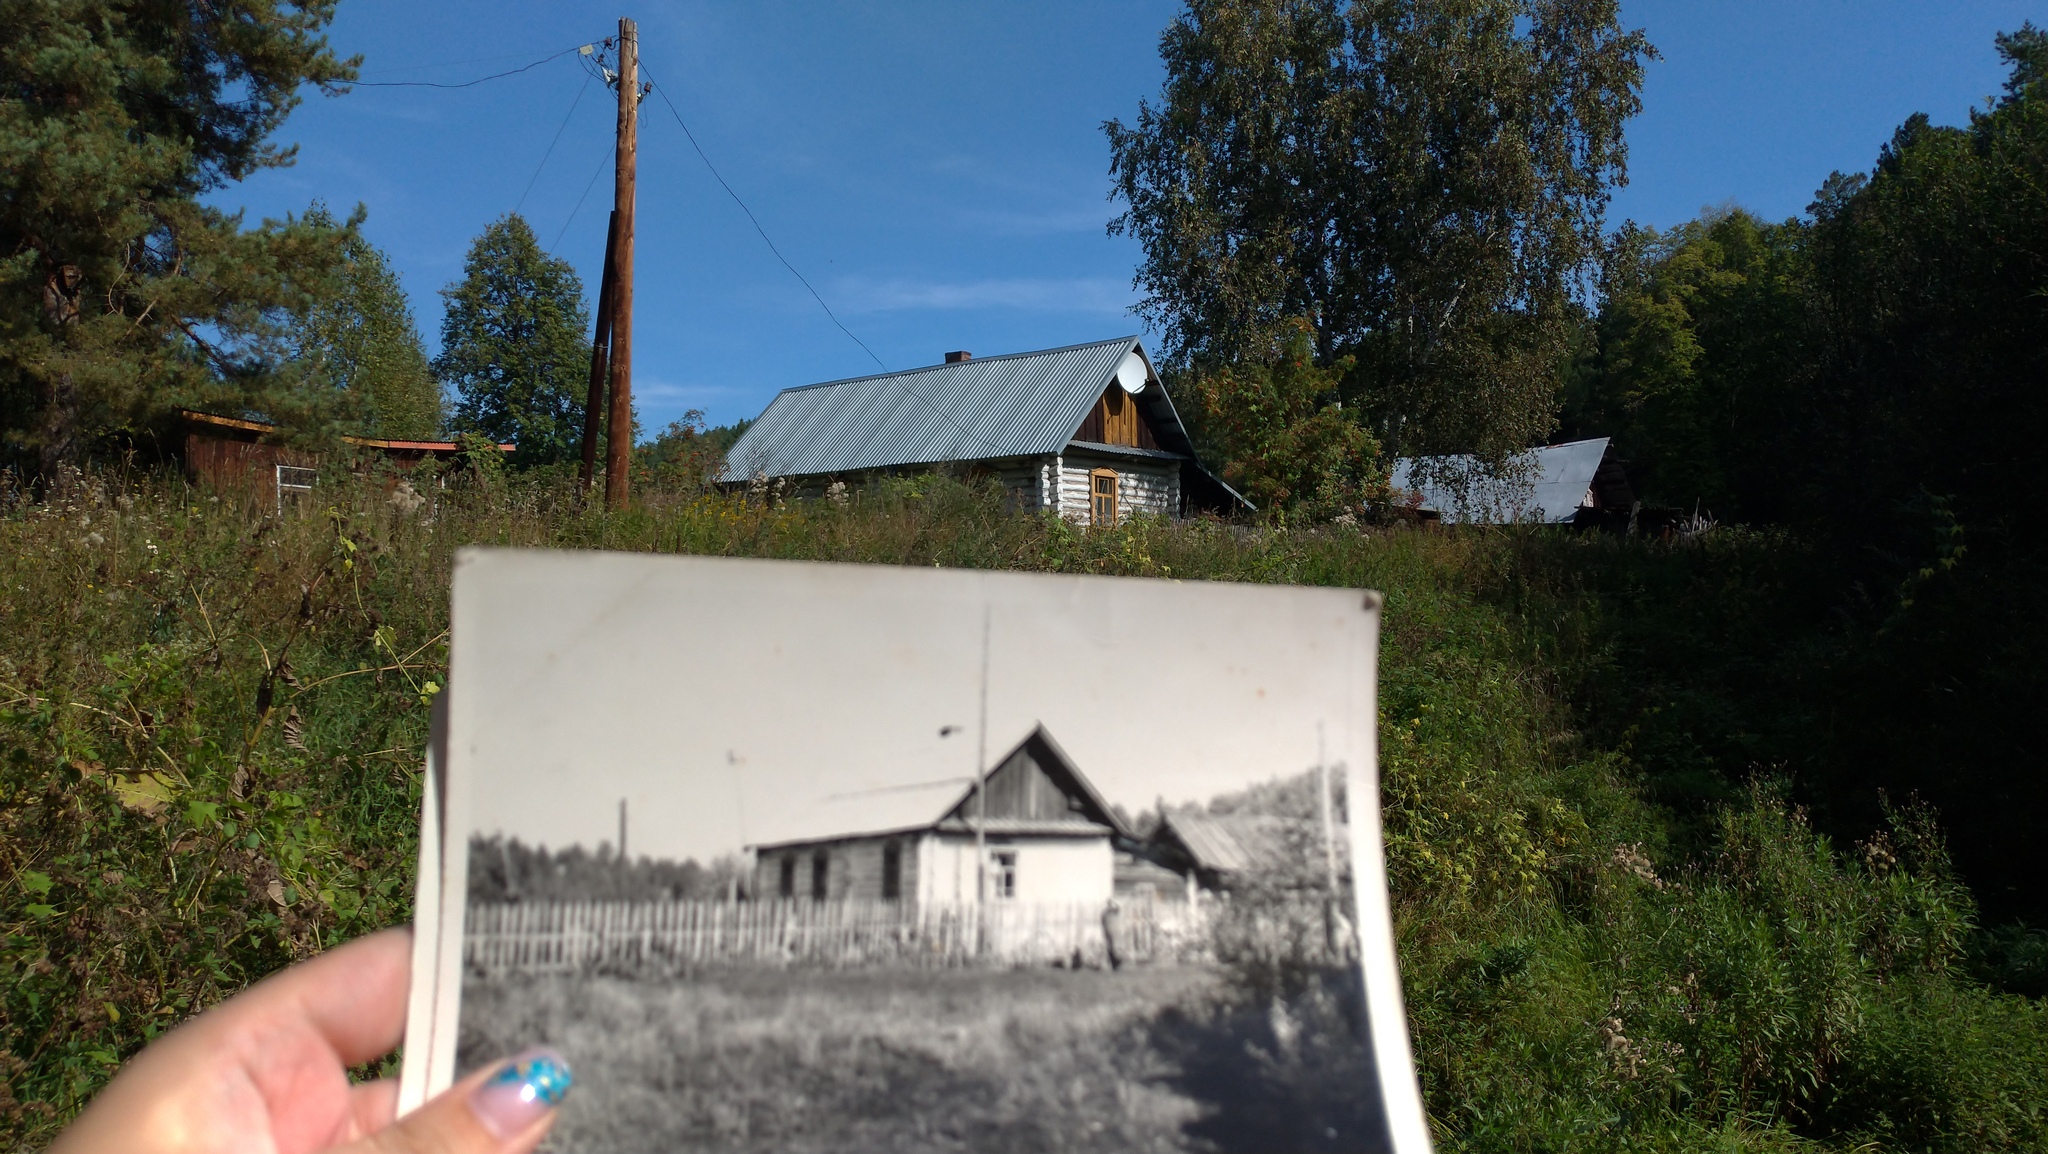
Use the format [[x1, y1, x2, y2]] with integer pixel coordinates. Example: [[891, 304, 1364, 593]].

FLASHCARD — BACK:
[[3, 469, 2044, 1150]]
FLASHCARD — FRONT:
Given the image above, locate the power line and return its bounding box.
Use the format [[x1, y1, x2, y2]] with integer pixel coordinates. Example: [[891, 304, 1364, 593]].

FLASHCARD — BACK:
[[634, 62, 1007, 460], [638, 63, 887, 373], [349, 43, 589, 89], [359, 49, 574, 77], [551, 141, 616, 253], [516, 72, 595, 214]]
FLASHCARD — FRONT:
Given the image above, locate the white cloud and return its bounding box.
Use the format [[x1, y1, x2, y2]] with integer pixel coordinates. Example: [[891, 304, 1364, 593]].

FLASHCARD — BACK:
[[948, 204, 1115, 236], [834, 276, 1136, 315], [634, 378, 749, 407]]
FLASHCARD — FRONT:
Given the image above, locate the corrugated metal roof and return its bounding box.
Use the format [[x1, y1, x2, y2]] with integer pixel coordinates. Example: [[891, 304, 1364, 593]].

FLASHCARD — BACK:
[[719, 337, 1152, 482], [1389, 437, 1612, 524]]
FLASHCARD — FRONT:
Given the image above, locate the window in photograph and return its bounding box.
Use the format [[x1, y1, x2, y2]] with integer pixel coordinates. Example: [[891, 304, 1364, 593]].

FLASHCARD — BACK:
[[1090, 469, 1118, 526], [778, 855, 796, 899], [992, 850, 1018, 899], [811, 851, 829, 900], [882, 841, 902, 900]]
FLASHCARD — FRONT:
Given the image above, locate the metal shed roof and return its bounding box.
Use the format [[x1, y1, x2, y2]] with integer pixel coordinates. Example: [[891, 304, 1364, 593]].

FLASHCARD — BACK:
[[1389, 437, 1613, 524], [719, 337, 1182, 483]]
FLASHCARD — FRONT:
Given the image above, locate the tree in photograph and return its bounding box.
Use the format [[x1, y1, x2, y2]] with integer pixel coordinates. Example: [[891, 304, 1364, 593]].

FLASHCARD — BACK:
[[1106, 0, 1652, 463], [434, 214, 592, 467], [299, 206, 443, 441], [0, 0, 357, 481]]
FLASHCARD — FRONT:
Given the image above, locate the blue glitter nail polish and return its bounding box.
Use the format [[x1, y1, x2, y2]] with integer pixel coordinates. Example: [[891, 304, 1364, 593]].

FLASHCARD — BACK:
[[488, 1052, 574, 1106], [472, 1048, 574, 1136]]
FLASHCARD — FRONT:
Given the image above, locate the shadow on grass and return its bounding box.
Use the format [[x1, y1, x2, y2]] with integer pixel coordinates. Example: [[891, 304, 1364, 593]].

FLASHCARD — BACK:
[[1147, 967, 1394, 1154]]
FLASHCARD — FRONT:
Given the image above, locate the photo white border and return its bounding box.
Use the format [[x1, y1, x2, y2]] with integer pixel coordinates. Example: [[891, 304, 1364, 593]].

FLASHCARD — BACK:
[[403, 549, 1433, 1152]]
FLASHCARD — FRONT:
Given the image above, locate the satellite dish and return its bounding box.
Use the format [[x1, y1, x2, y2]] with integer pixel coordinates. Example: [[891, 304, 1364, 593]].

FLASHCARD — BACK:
[[1115, 351, 1150, 394]]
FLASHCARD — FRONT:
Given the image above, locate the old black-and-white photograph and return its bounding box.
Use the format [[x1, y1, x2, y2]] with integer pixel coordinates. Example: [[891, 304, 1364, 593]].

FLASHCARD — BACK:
[[416, 549, 1425, 1152]]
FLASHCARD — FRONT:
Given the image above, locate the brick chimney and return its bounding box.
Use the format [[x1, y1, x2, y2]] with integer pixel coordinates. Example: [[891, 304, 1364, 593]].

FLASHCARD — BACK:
[[944, 350, 972, 364]]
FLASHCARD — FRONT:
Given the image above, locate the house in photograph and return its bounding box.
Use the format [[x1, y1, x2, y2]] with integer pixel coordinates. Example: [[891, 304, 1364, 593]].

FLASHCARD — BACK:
[[1389, 436, 1635, 526], [1146, 810, 1332, 894], [717, 337, 1253, 523], [747, 725, 1131, 906], [1114, 848, 1194, 905]]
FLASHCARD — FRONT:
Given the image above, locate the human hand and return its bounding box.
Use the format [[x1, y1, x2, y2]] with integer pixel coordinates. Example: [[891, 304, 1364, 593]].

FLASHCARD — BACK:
[[48, 927, 572, 1154]]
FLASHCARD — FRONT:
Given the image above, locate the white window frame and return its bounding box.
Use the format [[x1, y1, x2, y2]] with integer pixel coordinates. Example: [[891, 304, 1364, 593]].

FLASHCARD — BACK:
[[275, 464, 317, 515]]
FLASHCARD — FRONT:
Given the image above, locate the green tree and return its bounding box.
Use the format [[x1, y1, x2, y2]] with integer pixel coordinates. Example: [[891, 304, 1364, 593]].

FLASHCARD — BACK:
[[0, 0, 357, 481], [434, 214, 592, 467], [1565, 207, 1813, 518], [1184, 319, 1380, 516], [1106, 0, 1651, 463], [299, 206, 443, 441], [1565, 26, 2048, 927]]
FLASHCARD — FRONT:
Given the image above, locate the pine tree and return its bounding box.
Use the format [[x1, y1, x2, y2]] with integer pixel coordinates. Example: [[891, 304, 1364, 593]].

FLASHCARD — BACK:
[[434, 215, 593, 467], [300, 206, 443, 441], [0, 0, 357, 482]]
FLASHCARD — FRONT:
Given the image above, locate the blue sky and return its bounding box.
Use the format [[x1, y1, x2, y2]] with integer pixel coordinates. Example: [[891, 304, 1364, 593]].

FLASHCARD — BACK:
[[217, 1, 2043, 434]]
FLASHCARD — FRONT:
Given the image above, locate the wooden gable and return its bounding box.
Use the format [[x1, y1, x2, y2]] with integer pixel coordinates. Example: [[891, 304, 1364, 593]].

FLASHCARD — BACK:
[[944, 726, 1124, 831], [1073, 386, 1161, 451]]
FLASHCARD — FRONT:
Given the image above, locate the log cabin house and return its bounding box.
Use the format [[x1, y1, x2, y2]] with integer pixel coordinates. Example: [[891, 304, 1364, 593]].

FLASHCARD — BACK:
[[718, 337, 1252, 523], [179, 410, 510, 512], [747, 725, 1132, 907]]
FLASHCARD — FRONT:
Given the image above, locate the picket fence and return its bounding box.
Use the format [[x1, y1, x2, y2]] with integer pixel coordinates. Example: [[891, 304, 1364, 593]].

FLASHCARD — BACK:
[[463, 898, 1210, 972]]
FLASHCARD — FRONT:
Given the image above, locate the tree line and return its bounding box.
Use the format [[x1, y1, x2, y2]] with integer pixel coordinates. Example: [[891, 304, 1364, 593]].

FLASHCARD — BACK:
[[0, 3, 727, 478], [5, 0, 2044, 913]]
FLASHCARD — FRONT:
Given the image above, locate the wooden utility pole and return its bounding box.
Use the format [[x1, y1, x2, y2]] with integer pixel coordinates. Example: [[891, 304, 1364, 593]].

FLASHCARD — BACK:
[[604, 17, 639, 511], [974, 608, 990, 954], [1316, 722, 1345, 956], [577, 209, 619, 494]]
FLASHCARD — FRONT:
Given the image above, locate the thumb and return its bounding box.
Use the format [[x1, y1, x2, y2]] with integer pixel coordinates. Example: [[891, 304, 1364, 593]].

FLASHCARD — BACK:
[[338, 1050, 572, 1154]]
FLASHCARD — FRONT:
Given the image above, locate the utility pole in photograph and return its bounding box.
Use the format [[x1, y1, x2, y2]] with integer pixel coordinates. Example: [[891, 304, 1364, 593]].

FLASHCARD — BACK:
[[974, 607, 991, 955], [1315, 721, 1347, 957]]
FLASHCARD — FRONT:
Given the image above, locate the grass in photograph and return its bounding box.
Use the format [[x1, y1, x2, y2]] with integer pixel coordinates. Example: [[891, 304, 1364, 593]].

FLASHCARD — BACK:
[[460, 966, 1227, 1154]]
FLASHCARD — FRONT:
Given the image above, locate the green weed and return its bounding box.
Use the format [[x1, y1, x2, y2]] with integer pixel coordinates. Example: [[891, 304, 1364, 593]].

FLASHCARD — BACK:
[[2, 468, 2042, 1150]]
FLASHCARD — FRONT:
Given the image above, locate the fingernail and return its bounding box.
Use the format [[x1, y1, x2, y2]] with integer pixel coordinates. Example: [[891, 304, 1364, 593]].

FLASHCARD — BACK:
[[469, 1048, 573, 1138]]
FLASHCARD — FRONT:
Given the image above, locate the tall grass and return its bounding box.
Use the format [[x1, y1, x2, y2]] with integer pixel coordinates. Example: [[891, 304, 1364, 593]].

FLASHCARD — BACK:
[[3, 467, 2043, 1149], [459, 967, 1215, 1154]]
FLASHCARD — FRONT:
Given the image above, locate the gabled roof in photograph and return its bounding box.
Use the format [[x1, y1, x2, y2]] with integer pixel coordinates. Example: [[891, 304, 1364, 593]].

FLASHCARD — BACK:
[[718, 337, 1205, 482], [1389, 437, 1614, 524], [746, 724, 1128, 852], [1155, 811, 1308, 877]]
